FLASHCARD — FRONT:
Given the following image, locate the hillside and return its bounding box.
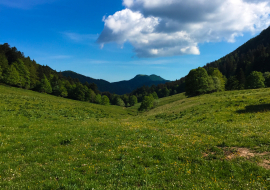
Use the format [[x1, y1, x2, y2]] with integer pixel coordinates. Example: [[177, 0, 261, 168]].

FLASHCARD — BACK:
[[129, 26, 270, 97], [62, 70, 170, 95], [1, 85, 270, 189], [204, 26, 270, 77]]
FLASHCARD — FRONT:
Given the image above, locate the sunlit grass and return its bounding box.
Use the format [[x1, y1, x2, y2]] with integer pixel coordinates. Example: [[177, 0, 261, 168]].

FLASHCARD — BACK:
[[1, 85, 270, 189]]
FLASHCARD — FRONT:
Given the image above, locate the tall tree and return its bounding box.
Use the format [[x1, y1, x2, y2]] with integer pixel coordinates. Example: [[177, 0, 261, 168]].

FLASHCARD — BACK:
[[246, 71, 265, 89], [208, 68, 226, 91], [226, 76, 239, 90], [161, 87, 170, 97], [85, 89, 96, 102], [264, 72, 270, 87], [40, 75, 52, 93], [3, 65, 20, 86], [129, 95, 138, 106], [101, 95, 110, 105], [95, 94, 102, 104], [237, 68, 246, 90], [116, 98, 125, 107], [13, 59, 30, 88], [139, 95, 154, 111], [0, 54, 9, 71], [185, 67, 209, 96], [0, 66, 2, 80], [152, 92, 159, 99]]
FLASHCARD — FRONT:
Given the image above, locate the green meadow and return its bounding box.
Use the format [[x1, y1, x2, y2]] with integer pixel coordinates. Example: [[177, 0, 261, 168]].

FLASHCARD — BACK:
[[1, 85, 270, 189]]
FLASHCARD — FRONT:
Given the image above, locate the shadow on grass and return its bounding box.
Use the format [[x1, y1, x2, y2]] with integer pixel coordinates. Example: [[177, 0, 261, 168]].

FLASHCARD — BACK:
[[237, 104, 270, 113]]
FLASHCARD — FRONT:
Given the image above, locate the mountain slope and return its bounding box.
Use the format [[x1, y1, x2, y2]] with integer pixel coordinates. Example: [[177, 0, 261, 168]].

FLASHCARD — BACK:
[[204, 26, 270, 77], [61, 71, 170, 95]]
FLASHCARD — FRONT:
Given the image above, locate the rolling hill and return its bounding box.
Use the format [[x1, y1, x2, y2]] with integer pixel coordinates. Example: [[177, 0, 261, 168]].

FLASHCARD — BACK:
[[1, 85, 270, 189], [61, 70, 170, 94]]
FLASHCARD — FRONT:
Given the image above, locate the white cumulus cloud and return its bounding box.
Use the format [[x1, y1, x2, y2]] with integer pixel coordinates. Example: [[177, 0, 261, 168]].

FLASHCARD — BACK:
[[98, 0, 270, 58]]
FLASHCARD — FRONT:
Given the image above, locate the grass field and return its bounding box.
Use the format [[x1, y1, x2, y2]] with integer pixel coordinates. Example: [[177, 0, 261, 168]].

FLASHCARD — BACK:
[[1, 85, 270, 189]]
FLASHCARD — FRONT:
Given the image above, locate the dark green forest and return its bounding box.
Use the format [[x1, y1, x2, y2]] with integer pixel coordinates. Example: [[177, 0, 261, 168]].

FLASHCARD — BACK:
[[61, 71, 169, 95], [131, 25, 270, 109], [1, 26, 270, 110]]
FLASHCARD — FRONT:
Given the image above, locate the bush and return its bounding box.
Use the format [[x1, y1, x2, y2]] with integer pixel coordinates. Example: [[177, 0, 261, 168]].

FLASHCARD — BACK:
[[246, 71, 265, 89], [139, 96, 154, 111], [101, 95, 110, 106]]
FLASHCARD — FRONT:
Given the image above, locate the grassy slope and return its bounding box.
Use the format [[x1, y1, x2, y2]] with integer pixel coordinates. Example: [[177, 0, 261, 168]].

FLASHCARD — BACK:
[[1, 85, 270, 189]]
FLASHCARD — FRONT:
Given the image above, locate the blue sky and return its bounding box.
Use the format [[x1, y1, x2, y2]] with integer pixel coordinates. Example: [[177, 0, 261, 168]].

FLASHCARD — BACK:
[[0, 0, 269, 82]]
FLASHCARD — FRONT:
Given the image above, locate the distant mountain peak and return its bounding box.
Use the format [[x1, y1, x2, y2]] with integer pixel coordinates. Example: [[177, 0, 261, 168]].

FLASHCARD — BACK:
[[61, 71, 170, 95], [135, 74, 147, 77]]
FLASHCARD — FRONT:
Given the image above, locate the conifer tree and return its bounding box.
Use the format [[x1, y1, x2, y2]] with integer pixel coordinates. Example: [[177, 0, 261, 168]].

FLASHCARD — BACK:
[[237, 68, 246, 90], [263, 72, 270, 87], [0, 66, 2, 80]]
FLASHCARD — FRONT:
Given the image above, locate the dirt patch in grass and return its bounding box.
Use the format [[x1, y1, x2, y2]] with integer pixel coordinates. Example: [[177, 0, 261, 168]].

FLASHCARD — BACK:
[[259, 160, 270, 170], [224, 147, 270, 160], [225, 148, 255, 160], [204, 147, 270, 170]]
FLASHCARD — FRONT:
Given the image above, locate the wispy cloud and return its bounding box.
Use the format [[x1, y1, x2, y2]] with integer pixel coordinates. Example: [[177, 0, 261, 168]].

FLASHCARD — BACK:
[[0, 0, 57, 9], [48, 55, 72, 59], [62, 32, 99, 43], [37, 55, 72, 61], [129, 59, 174, 65], [79, 58, 176, 66]]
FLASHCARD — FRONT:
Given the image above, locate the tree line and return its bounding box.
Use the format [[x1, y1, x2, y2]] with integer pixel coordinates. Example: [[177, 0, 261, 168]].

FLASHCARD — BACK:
[[0, 43, 139, 107], [1, 38, 270, 112]]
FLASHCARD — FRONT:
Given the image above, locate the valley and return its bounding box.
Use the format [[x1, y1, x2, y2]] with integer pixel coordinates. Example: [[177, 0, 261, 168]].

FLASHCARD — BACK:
[[1, 85, 270, 189]]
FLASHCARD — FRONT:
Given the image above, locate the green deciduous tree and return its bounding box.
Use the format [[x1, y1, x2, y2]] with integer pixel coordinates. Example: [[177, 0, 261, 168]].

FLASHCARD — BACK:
[[246, 71, 265, 89], [237, 69, 246, 90], [13, 59, 30, 88], [152, 92, 159, 99], [53, 81, 68, 97], [161, 87, 170, 97], [95, 94, 102, 104], [0, 54, 9, 71], [264, 72, 270, 87], [116, 98, 125, 107], [139, 95, 154, 111], [40, 75, 52, 93], [85, 89, 96, 102], [101, 95, 110, 105], [4, 64, 20, 86], [185, 67, 209, 96], [129, 95, 138, 106], [226, 76, 239, 90], [209, 68, 226, 91]]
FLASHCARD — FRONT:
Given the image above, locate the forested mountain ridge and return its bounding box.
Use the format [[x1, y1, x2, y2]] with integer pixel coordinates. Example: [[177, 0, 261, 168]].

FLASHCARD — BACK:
[[204, 26, 270, 77], [61, 71, 170, 95], [1, 25, 270, 110], [129, 25, 270, 101]]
